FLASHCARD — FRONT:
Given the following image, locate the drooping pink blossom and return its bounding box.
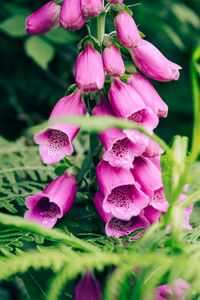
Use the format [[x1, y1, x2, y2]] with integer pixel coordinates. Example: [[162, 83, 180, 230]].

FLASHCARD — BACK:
[[109, 78, 159, 131], [143, 140, 163, 158], [114, 10, 142, 48], [81, 0, 103, 17], [127, 73, 168, 117], [103, 43, 125, 77], [130, 39, 182, 81], [34, 90, 86, 164], [26, 1, 61, 35], [156, 279, 189, 300], [105, 0, 124, 3], [92, 99, 148, 169], [60, 0, 86, 30], [74, 271, 102, 300], [75, 43, 105, 92], [94, 189, 149, 239], [132, 157, 169, 212], [177, 187, 193, 230], [24, 173, 77, 228], [96, 160, 149, 220], [144, 205, 160, 224]]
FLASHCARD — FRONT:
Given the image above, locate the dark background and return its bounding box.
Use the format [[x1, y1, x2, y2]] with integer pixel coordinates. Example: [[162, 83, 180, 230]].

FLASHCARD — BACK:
[[0, 0, 200, 143]]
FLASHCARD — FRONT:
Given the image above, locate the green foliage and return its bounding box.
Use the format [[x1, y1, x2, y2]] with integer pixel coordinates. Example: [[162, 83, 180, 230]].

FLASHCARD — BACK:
[[0, 14, 26, 37], [25, 36, 56, 70], [0, 137, 55, 213]]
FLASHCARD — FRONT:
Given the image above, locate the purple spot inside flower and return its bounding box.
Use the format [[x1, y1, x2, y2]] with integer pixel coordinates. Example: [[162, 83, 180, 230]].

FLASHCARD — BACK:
[[153, 187, 165, 204], [110, 138, 129, 159], [45, 129, 69, 156], [108, 218, 134, 235], [128, 109, 148, 123], [107, 185, 134, 209], [34, 197, 61, 218]]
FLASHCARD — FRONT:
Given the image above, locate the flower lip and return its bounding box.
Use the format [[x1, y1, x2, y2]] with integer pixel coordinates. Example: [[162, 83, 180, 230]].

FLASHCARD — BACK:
[[34, 128, 73, 165]]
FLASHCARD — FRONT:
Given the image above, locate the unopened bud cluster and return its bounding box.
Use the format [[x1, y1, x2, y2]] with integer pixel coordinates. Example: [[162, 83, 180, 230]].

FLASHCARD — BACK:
[[24, 0, 192, 243]]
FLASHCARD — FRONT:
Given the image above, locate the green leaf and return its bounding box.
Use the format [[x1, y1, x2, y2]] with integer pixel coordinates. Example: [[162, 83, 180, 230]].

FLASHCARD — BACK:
[[161, 151, 173, 202], [24, 36, 55, 70], [54, 165, 68, 176], [45, 27, 80, 44], [0, 15, 26, 37]]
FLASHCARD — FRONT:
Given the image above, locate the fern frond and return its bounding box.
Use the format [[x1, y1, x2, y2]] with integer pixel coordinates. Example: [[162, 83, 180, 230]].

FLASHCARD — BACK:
[[0, 137, 55, 213]]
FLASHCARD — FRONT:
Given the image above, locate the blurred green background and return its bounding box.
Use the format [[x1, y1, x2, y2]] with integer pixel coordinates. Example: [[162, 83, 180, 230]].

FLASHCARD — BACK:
[[0, 0, 200, 143]]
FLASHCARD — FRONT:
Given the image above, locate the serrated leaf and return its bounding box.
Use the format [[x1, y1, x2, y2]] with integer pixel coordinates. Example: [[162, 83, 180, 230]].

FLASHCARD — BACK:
[[0, 15, 27, 37], [24, 36, 55, 70]]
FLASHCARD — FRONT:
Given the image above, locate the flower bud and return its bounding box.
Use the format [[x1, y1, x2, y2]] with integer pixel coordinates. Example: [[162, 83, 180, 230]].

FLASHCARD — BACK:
[[24, 173, 77, 228], [75, 43, 105, 92], [127, 73, 168, 117], [60, 0, 86, 30], [26, 1, 61, 35], [81, 0, 103, 17], [131, 39, 182, 81], [34, 90, 86, 164], [74, 272, 102, 300], [103, 43, 125, 77], [114, 10, 141, 48]]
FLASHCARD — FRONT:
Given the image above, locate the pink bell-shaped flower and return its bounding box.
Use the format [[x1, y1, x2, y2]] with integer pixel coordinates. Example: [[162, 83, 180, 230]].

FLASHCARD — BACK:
[[75, 43, 105, 92], [81, 0, 103, 17], [109, 78, 159, 131], [95, 189, 149, 239], [156, 279, 189, 300], [26, 1, 61, 35], [74, 271, 102, 300], [24, 172, 77, 228], [92, 98, 148, 169], [96, 160, 149, 220], [103, 43, 125, 77], [114, 10, 142, 48], [131, 156, 169, 212], [60, 0, 86, 30], [130, 39, 182, 81], [34, 90, 86, 164], [105, 0, 124, 3], [127, 73, 168, 118]]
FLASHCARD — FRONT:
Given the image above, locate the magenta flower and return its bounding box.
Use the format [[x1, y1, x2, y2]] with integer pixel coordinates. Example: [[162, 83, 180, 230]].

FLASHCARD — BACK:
[[96, 161, 148, 220], [75, 43, 105, 92], [81, 0, 103, 17], [95, 190, 149, 238], [34, 90, 86, 164], [132, 157, 169, 212], [103, 43, 125, 77], [131, 39, 182, 81], [127, 73, 168, 118], [114, 10, 141, 48], [24, 173, 77, 228], [177, 187, 193, 230], [26, 1, 61, 35], [144, 205, 160, 224], [156, 279, 189, 300], [109, 78, 159, 131], [92, 99, 147, 169], [143, 140, 163, 158], [74, 271, 102, 300], [105, 0, 124, 3], [60, 0, 86, 30]]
